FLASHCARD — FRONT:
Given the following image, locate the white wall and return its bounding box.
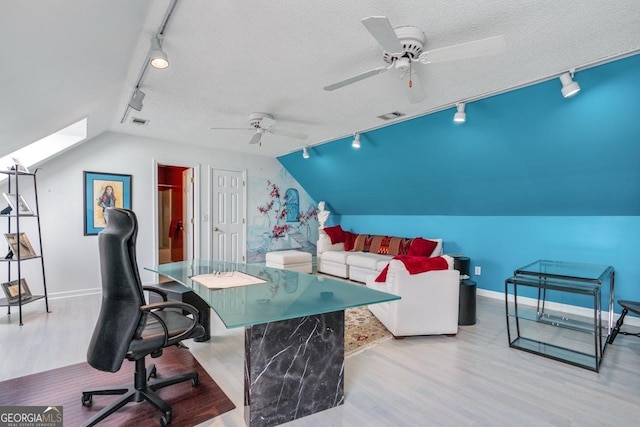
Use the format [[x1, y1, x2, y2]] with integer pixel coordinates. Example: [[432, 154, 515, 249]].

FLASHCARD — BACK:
[[2, 131, 284, 297]]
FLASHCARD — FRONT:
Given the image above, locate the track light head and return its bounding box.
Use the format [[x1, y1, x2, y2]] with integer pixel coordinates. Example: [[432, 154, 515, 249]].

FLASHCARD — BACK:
[[150, 36, 169, 69], [128, 89, 145, 111], [559, 71, 580, 98], [453, 102, 466, 123], [352, 133, 361, 149], [302, 146, 310, 159]]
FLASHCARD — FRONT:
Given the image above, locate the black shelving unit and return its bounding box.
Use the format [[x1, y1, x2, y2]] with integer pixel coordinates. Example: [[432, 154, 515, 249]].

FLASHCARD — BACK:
[[0, 167, 49, 325]]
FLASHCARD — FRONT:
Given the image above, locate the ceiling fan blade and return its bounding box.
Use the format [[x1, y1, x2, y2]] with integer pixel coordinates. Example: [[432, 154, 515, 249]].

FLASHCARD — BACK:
[[248, 131, 262, 145], [361, 16, 404, 54], [402, 71, 427, 104], [324, 66, 389, 91], [210, 127, 250, 131], [267, 128, 308, 140], [419, 35, 506, 64], [261, 116, 276, 129]]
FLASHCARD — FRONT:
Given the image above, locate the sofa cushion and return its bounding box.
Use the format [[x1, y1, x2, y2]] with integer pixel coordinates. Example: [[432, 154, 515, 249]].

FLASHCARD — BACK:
[[347, 253, 393, 270], [344, 231, 357, 251], [429, 238, 443, 256], [324, 225, 345, 244], [407, 238, 438, 257], [321, 250, 350, 264], [352, 234, 413, 256]]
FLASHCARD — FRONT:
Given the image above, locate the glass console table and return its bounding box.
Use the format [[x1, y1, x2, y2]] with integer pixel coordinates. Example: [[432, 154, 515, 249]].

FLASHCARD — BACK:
[[146, 260, 400, 427], [505, 260, 614, 372]]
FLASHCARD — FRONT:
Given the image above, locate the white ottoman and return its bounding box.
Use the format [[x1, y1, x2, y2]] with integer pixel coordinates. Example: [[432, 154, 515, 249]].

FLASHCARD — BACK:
[[266, 250, 313, 273]]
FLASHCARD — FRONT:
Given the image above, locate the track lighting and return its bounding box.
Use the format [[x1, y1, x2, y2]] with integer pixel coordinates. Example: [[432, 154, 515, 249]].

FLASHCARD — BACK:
[[559, 71, 580, 98], [453, 102, 466, 123], [128, 89, 145, 111], [302, 146, 310, 159], [352, 133, 361, 149], [149, 36, 169, 69]]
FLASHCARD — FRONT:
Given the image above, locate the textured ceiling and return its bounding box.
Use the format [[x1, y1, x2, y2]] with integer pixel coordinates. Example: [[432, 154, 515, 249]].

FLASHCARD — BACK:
[[2, 1, 640, 158]]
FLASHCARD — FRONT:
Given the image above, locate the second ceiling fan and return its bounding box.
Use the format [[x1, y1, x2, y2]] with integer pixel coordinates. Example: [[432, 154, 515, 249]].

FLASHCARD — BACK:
[[324, 16, 507, 104], [210, 112, 308, 146]]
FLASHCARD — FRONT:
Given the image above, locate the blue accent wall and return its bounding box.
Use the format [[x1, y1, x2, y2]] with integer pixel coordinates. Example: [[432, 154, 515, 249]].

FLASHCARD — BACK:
[[339, 215, 637, 306], [277, 54, 640, 311], [279, 54, 640, 216]]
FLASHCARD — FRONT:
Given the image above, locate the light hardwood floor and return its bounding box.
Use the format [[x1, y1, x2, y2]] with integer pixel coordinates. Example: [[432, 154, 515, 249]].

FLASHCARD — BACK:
[[1, 293, 639, 426]]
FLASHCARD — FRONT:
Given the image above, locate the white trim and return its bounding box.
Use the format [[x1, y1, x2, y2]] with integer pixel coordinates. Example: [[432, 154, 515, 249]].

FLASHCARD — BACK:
[[48, 288, 101, 300], [477, 288, 640, 328]]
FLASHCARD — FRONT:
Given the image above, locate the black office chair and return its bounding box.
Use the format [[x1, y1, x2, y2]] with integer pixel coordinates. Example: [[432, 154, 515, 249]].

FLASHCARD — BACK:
[[81, 208, 204, 426], [608, 300, 640, 344]]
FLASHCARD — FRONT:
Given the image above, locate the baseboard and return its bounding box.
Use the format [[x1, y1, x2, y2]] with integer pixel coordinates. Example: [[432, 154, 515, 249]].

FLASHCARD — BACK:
[[48, 288, 101, 300], [477, 288, 640, 328]]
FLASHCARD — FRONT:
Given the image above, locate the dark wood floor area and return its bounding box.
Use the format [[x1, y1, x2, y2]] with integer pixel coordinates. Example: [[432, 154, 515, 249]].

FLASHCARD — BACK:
[[0, 345, 235, 427]]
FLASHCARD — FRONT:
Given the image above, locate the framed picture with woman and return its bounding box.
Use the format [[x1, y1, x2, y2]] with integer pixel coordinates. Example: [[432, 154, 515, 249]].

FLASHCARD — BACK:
[[83, 171, 132, 235]]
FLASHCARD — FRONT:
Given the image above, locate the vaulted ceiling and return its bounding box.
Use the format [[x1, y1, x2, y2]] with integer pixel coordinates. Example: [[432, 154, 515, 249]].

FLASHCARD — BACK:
[[2, 1, 640, 159]]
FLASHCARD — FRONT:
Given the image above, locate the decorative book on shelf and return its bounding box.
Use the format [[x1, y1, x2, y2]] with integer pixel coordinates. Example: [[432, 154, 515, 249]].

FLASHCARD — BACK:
[[3, 232, 37, 259]]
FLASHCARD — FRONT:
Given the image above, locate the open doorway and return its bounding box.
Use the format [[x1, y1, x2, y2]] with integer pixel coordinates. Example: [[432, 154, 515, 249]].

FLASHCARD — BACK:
[[157, 164, 194, 264]]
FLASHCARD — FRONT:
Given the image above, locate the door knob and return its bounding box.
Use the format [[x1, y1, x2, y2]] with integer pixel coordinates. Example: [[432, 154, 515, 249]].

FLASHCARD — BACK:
[[213, 227, 220, 231]]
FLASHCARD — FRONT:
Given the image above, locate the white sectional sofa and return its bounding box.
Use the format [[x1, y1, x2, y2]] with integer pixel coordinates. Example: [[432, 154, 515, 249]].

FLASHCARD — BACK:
[[317, 228, 443, 283], [366, 258, 460, 337]]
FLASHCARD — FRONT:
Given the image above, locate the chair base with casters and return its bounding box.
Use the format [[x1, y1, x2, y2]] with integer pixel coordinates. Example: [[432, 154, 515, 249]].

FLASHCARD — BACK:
[[81, 349, 199, 427], [608, 300, 640, 344]]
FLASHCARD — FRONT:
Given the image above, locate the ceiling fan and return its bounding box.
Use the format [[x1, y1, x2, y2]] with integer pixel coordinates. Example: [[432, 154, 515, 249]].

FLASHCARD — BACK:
[[210, 112, 308, 146], [324, 16, 507, 104]]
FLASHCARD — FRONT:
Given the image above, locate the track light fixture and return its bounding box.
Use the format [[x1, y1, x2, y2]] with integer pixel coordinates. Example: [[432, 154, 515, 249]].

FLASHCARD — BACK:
[[302, 146, 310, 159], [453, 102, 466, 123], [352, 133, 361, 149], [149, 35, 169, 69], [128, 89, 146, 111], [559, 71, 580, 98]]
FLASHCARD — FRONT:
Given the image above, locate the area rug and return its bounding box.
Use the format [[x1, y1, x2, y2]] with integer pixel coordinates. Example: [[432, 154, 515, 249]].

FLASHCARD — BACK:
[[345, 306, 392, 357], [0, 345, 235, 426]]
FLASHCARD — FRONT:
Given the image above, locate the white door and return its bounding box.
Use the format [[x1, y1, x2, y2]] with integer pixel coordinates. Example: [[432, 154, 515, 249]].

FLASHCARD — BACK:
[[211, 169, 245, 262]]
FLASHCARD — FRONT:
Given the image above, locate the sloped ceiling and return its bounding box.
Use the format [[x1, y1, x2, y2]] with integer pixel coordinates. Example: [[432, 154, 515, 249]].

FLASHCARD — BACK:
[[2, 1, 640, 160], [278, 54, 640, 216]]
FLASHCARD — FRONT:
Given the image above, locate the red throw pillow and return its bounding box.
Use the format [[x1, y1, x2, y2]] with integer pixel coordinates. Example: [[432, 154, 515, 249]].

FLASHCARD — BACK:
[[324, 225, 345, 244], [344, 231, 357, 251], [407, 237, 438, 257]]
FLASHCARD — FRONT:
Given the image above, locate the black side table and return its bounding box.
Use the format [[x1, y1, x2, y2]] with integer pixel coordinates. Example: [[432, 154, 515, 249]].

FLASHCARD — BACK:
[[148, 280, 211, 342], [459, 279, 477, 325]]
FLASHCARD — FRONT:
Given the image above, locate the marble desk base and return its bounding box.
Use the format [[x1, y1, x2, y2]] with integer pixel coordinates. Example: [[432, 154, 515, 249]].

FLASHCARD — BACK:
[[244, 310, 345, 427]]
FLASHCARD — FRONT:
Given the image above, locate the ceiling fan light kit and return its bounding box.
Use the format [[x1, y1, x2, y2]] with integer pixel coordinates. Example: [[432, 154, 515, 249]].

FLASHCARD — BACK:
[[559, 71, 580, 98]]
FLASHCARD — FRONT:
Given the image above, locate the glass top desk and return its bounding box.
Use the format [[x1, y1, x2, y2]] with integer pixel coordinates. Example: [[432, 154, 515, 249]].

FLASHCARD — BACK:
[[505, 260, 614, 372], [146, 260, 400, 427]]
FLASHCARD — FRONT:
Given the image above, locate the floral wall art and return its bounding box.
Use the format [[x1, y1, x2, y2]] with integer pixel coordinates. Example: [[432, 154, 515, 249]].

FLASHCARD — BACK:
[[247, 168, 319, 263]]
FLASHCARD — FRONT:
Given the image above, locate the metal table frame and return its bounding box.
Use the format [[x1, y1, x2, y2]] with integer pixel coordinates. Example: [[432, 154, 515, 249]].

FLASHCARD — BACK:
[[505, 260, 614, 372]]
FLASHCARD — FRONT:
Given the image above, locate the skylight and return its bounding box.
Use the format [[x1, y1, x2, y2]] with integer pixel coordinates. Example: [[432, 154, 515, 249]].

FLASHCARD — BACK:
[[0, 118, 87, 179]]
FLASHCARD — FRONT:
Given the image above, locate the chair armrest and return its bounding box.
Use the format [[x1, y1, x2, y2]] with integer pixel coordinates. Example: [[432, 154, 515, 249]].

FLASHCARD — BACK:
[[143, 286, 168, 302], [140, 301, 201, 346]]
